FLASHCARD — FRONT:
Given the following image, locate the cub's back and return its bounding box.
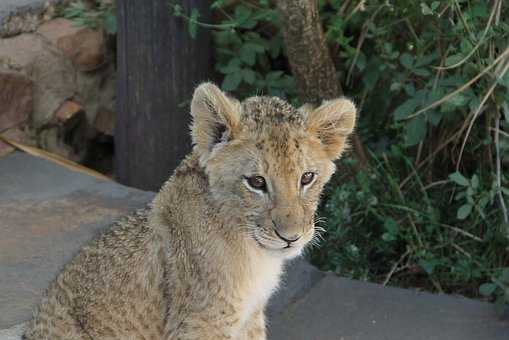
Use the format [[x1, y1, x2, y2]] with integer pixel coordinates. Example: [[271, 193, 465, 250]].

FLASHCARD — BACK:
[[24, 209, 168, 339]]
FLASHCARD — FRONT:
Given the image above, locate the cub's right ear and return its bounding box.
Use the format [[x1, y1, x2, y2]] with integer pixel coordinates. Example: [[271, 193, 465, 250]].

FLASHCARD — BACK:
[[190, 82, 240, 160], [305, 98, 357, 160]]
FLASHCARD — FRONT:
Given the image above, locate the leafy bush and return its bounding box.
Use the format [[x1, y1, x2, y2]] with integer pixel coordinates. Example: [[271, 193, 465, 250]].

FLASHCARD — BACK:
[[62, 1, 116, 34]]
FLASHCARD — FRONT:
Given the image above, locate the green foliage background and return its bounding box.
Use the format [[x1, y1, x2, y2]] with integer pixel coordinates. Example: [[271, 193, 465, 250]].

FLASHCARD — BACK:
[[66, 0, 509, 312], [203, 0, 509, 312]]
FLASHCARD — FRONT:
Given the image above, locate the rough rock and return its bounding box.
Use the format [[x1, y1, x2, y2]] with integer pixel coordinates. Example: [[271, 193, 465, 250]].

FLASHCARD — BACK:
[[57, 28, 106, 72], [76, 64, 115, 123], [94, 107, 115, 136], [36, 18, 81, 45], [0, 140, 14, 158], [28, 45, 76, 128], [0, 33, 47, 69], [54, 100, 83, 124], [0, 69, 32, 130], [0, 0, 62, 37], [0, 128, 27, 158], [52, 100, 88, 161], [0, 33, 76, 128], [37, 126, 76, 161]]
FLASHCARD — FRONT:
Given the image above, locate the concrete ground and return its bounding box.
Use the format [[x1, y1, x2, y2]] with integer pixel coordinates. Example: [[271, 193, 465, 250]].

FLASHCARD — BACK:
[[1, 152, 508, 339]]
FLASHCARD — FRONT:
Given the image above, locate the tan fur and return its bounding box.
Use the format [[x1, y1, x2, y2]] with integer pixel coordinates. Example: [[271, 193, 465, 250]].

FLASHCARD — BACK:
[[23, 83, 357, 340]]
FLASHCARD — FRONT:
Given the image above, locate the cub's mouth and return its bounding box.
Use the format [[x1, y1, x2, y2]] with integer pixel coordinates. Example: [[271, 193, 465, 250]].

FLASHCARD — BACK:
[[251, 224, 314, 258]]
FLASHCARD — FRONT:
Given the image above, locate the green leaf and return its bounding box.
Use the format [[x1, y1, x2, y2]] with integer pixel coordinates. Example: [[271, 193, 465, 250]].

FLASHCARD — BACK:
[[445, 54, 463, 67], [404, 115, 426, 146], [188, 8, 200, 39], [268, 36, 283, 58], [419, 259, 437, 274], [221, 72, 242, 91], [393, 99, 420, 121], [471, 174, 479, 189], [390, 82, 402, 91], [400, 53, 413, 69], [501, 268, 509, 283], [414, 52, 438, 67], [362, 59, 381, 90], [457, 204, 473, 220], [244, 42, 265, 53], [266, 71, 284, 83], [382, 218, 398, 241], [211, 0, 226, 9], [427, 110, 442, 126], [382, 232, 396, 242], [239, 44, 257, 66], [404, 84, 416, 96], [449, 172, 470, 186], [242, 68, 256, 84], [356, 52, 367, 71], [217, 58, 241, 74], [501, 187, 509, 196], [102, 11, 117, 34], [479, 283, 497, 296], [412, 68, 430, 77], [172, 4, 183, 17], [420, 3, 433, 15], [234, 4, 255, 28], [446, 93, 468, 107]]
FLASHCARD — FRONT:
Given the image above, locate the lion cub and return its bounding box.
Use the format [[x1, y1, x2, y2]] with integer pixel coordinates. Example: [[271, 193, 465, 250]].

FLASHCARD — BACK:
[[23, 83, 356, 340]]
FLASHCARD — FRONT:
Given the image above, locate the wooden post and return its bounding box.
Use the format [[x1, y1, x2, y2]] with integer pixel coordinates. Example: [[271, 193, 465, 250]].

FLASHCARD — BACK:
[[116, 0, 212, 190]]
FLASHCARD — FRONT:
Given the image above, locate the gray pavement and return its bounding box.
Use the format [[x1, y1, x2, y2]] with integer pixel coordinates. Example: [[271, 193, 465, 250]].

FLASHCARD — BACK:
[[269, 275, 508, 340], [0, 152, 154, 329], [0, 152, 508, 340]]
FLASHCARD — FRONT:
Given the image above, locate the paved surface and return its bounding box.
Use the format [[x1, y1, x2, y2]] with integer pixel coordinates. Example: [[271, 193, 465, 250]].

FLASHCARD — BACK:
[[269, 275, 509, 340], [0, 152, 154, 329], [1, 152, 508, 339]]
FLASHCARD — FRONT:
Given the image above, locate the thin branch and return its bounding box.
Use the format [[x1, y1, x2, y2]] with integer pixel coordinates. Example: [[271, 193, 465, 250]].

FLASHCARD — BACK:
[[456, 59, 509, 171], [383, 249, 410, 286], [489, 127, 509, 139], [437, 223, 483, 242], [435, 0, 498, 70], [346, 3, 388, 86], [403, 46, 509, 121], [495, 114, 509, 230]]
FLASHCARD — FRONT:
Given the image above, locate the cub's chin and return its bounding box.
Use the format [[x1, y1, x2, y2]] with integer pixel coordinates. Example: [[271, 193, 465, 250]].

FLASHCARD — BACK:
[[251, 234, 310, 260]]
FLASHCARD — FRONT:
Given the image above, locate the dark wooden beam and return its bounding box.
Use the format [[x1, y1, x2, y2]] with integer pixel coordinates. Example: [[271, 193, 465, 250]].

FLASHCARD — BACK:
[[116, 0, 212, 190]]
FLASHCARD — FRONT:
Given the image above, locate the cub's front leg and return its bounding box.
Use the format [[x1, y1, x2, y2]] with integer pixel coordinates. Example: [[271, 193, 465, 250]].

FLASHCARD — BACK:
[[165, 307, 242, 340], [238, 308, 266, 340]]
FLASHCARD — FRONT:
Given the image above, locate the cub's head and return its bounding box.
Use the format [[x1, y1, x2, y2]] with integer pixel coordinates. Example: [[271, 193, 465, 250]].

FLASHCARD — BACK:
[[191, 83, 356, 259]]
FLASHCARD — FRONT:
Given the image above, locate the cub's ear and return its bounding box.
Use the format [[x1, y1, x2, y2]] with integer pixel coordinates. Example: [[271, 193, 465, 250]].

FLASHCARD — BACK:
[[305, 98, 357, 160], [190, 82, 240, 158]]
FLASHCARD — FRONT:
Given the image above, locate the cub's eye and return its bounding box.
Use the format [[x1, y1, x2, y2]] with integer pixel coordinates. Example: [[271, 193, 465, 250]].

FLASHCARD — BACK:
[[301, 172, 315, 186], [245, 175, 267, 191]]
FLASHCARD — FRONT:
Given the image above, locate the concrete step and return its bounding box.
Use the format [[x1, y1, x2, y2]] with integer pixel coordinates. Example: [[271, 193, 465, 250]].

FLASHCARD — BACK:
[[269, 274, 509, 340], [0, 152, 154, 330]]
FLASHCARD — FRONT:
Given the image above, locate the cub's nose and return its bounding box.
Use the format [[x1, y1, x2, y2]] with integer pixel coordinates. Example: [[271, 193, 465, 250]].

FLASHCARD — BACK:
[[272, 220, 301, 243]]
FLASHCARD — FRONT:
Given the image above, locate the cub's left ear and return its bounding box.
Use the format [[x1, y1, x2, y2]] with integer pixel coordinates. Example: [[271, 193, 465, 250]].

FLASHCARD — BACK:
[[190, 82, 241, 160], [305, 98, 357, 160]]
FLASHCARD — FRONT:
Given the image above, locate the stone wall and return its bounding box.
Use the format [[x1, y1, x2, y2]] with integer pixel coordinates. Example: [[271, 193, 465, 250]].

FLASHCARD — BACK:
[[0, 1, 115, 169]]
